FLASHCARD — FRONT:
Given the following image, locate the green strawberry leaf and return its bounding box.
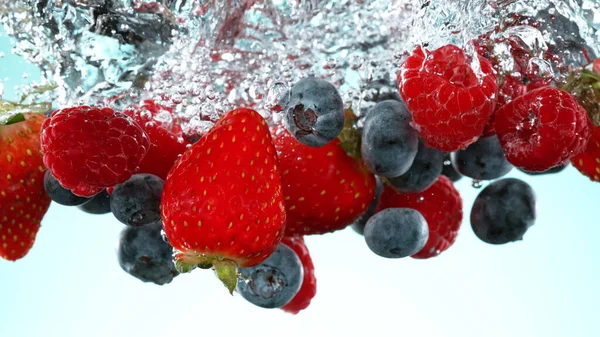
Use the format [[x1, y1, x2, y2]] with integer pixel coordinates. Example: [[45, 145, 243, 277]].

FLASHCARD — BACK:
[[5, 113, 25, 125], [214, 259, 238, 295], [338, 106, 362, 160], [559, 69, 600, 126]]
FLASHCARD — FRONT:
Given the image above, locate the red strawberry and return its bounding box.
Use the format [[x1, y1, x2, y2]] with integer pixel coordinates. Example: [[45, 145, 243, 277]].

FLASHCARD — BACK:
[[495, 87, 593, 172], [397, 44, 498, 152], [41, 106, 150, 197], [376, 176, 462, 259], [271, 127, 376, 236], [123, 100, 190, 180], [281, 236, 316, 315], [572, 125, 600, 181], [161, 108, 286, 293], [1, 113, 51, 261]]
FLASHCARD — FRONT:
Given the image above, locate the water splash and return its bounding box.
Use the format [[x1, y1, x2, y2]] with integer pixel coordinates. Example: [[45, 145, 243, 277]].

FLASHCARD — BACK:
[[1, 0, 599, 136]]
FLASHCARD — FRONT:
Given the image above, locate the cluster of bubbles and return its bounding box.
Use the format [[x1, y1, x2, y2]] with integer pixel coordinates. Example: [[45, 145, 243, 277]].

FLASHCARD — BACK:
[[1, 0, 599, 137]]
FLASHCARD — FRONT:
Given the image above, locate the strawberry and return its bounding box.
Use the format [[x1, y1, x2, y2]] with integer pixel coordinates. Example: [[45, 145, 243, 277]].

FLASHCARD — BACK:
[[397, 44, 498, 152], [160, 108, 286, 293], [571, 125, 600, 181], [41, 106, 151, 197], [281, 236, 316, 315], [376, 176, 462, 259], [1, 113, 51, 261], [271, 126, 376, 236], [123, 99, 190, 180]]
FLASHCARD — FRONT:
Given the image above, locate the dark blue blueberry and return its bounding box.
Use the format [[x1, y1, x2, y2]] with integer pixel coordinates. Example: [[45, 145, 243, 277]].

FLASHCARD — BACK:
[[118, 221, 178, 285], [361, 100, 419, 177], [78, 189, 111, 214], [237, 243, 303, 309], [364, 208, 429, 258], [110, 174, 164, 226], [352, 177, 384, 235], [519, 163, 568, 175], [387, 139, 445, 192], [470, 178, 536, 245], [442, 153, 462, 182], [43, 170, 89, 206], [451, 135, 513, 180], [279, 77, 345, 147]]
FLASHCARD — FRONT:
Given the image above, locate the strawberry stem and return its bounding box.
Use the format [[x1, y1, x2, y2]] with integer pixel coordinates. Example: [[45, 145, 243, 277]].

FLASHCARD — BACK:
[[337, 107, 362, 160], [214, 259, 238, 295]]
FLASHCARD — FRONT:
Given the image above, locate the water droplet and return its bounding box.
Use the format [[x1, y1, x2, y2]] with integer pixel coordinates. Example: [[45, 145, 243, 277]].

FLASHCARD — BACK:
[[472, 180, 483, 189]]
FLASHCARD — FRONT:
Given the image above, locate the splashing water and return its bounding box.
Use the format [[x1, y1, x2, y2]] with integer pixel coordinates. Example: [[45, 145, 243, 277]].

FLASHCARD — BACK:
[[1, 0, 599, 137]]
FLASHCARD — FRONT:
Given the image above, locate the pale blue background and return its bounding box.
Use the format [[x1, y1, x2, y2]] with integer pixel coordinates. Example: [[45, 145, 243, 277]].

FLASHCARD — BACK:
[[1, 27, 599, 337]]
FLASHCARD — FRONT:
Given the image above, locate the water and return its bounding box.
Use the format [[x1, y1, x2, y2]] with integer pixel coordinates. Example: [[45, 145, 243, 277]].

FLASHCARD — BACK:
[[1, 0, 599, 138]]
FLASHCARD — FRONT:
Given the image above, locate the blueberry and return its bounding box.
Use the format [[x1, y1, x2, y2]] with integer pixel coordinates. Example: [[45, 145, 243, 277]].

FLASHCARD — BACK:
[[279, 77, 345, 147], [110, 174, 164, 226], [470, 178, 536, 245], [364, 208, 429, 258], [43, 170, 90, 206], [442, 153, 463, 182], [519, 163, 568, 175], [361, 100, 419, 177], [237, 243, 303, 309], [78, 189, 111, 214], [118, 221, 178, 285], [451, 135, 513, 180], [352, 177, 384, 235], [387, 139, 445, 193]]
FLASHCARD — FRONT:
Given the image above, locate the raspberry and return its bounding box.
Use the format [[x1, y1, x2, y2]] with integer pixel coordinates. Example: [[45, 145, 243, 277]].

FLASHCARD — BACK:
[[376, 176, 463, 259], [41, 106, 150, 197], [123, 100, 190, 180], [397, 44, 498, 152], [495, 87, 593, 172]]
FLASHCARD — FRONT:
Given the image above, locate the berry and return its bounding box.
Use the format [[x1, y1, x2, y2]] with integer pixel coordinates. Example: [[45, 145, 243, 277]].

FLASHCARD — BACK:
[[272, 127, 376, 236], [118, 221, 179, 285], [470, 178, 536, 245], [441, 153, 462, 182], [495, 87, 592, 172], [43, 170, 89, 206], [78, 189, 112, 214], [518, 163, 568, 176], [364, 208, 429, 259], [110, 174, 164, 226], [237, 243, 303, 309], [358, 78, 402, 116], [279, 77, 345, 147], [451, 135, 513, 180], [361, 100, 419, 177], [280, 236, 316, 314], [377, 176, 462, 259], [161, 108, 286, 293], [571, 125, 600, 181], [397, 44, 498, 151], [594, 59, 600, 75], [386, 138, 445, 193], [41, 106, 150, 197], [351, 176, 384, 235], [123, 100, 191, 180], [0, 113, 51, 261]]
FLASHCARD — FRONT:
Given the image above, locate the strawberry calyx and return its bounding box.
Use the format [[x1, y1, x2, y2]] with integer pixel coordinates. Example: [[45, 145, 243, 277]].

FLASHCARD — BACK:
[[558, 65, 600, 126], [0, 99, 52, 125], [337, 107, 362, 160], [173, 252, 239, 294]]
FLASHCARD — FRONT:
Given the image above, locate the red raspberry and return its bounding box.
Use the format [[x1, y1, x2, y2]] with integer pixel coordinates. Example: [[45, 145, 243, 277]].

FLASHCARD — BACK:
[[123, 100, 190, 180], [281, 236, 316, 315], [495, 87, 593, 172], [482, 74, 528, 137], [571, 125, 600, 182], [376, 176, 463, 259], [41, 106, 150, 197], [397, 44, 498, 151]]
